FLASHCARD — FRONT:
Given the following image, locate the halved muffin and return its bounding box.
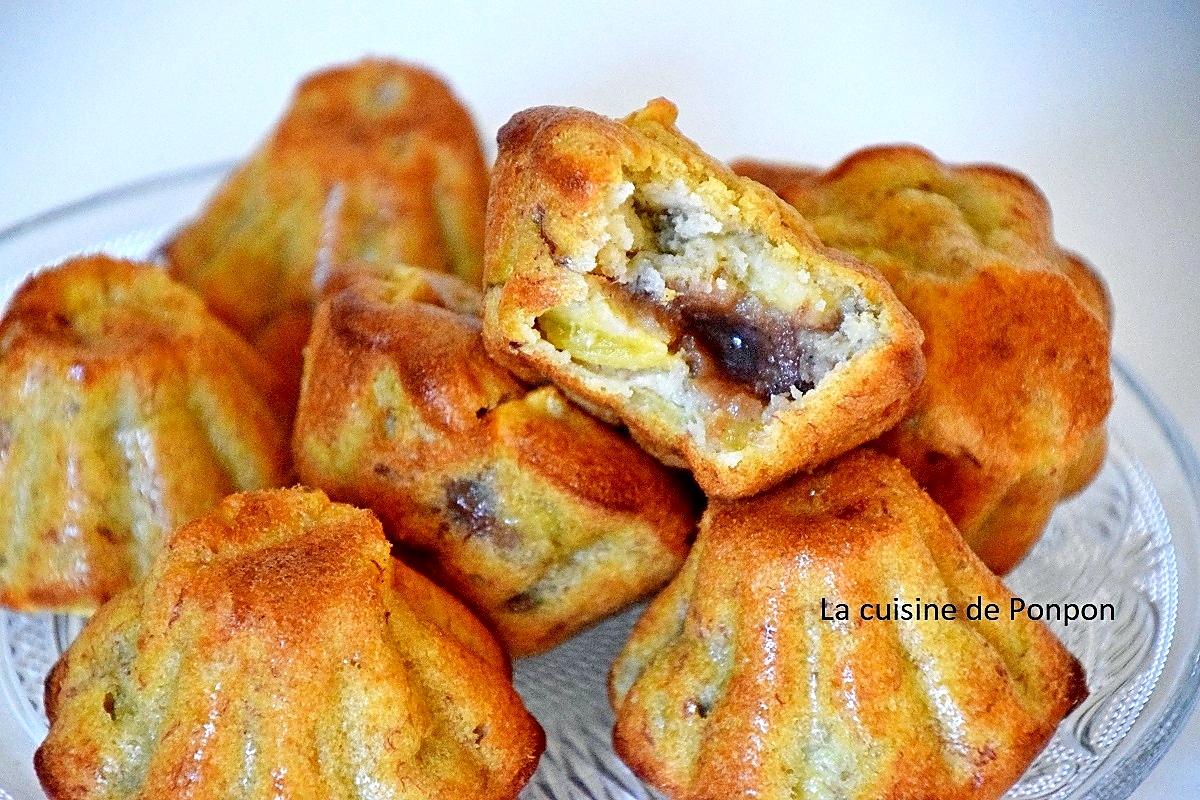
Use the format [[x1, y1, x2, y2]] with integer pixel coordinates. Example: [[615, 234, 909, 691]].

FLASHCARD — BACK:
[[483, 99, 924, 497]]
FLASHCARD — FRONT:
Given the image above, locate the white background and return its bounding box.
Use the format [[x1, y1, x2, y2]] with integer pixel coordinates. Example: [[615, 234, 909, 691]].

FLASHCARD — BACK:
[[1, 1, 1198, 796]]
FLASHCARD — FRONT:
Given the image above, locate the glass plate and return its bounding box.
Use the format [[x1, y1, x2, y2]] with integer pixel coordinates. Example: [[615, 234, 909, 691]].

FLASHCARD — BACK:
[[0, 165, 1197, 800]]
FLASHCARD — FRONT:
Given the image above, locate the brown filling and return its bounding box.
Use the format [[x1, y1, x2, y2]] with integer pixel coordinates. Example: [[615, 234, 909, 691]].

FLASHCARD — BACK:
[[674, 296, 842, 400], [625, 196, 846, 399], [442, 477, 544, 614], [607, 284, 846, 411], [444, 476, 518, 550]]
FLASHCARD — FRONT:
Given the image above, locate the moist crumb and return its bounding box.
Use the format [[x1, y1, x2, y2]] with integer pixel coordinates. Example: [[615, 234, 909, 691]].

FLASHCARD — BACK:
[[545, 175, 885, 451]]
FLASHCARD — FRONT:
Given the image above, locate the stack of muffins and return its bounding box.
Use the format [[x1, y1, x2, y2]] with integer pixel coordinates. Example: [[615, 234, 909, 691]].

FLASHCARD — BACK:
[[2, 58, 1110, 799]]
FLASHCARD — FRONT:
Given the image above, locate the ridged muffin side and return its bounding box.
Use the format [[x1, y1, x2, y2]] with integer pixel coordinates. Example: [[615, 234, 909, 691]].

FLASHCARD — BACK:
[[0, 256, 289, 612], [611, 449, 1086, 800], [294, 266, 699, 655], [36, 487, 544, 799], [736, 148, 1112, 572]]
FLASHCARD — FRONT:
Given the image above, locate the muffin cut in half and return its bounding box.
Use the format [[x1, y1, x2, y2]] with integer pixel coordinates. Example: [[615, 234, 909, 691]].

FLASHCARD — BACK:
[[164, 58, 489, 404], [483, 99, 924, 497], [36, 488, 544, 799], [0, 256, 289, 612], [610, 449, 1087, 800], [294, 265, 698, 655], [736, 147, 1112, 572]]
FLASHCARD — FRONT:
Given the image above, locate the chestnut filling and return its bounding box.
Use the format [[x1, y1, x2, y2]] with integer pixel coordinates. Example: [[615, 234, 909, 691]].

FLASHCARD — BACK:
[[444, 476, 517, 549], [540, 178, 882, 448], [618, 192, 851, 401], [675, 298, 840, 399]]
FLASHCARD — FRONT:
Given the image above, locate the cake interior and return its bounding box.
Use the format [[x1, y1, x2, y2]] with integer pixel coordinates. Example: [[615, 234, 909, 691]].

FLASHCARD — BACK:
[[535, 175, 883, 456]]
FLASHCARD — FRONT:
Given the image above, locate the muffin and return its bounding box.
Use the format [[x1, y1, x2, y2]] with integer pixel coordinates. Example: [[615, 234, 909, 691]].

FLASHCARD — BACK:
[[610, 449, 1087, 800], [483, 99, 924, 498], [164, 58, 489, 402], [36, 487, 544, 799], [736, 147, 1112, 571], [294, 265, 699, 655], [0, 256, 289, 612]]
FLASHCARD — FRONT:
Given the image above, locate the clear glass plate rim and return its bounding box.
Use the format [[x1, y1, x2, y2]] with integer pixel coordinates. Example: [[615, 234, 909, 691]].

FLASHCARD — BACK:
[[1, 164, 1197, 800], [1088, 358, 1200, 799]]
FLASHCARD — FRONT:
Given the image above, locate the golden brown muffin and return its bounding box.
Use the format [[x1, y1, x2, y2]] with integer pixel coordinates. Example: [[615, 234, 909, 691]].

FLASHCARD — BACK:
[[735, 147, 1112, 572], [0, 256, 289, 612], [319, 258, 486, 315], [294, 265, 698, 655], [483, 99, 925, 498], [164, 58, 489, 400], [610, 449, 1087, 800], [36, 487, 544, 799]]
